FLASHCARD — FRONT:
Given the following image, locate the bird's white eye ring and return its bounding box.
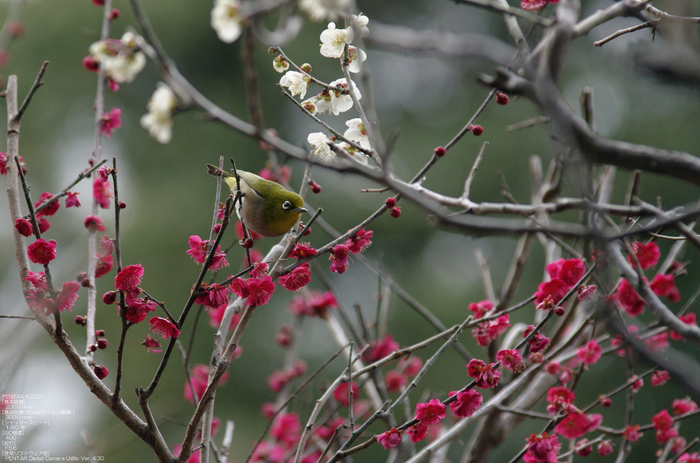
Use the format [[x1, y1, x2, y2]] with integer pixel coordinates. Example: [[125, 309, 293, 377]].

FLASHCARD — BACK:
[[282, 201, 292, 210]]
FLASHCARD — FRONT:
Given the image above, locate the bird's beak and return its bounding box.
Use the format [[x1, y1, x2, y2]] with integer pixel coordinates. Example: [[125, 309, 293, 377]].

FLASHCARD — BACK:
[[295, 207, 308, 213]]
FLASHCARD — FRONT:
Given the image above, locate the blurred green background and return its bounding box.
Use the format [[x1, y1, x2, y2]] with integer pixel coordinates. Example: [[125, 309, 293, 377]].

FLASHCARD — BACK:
[[1, 0, 700, 461]]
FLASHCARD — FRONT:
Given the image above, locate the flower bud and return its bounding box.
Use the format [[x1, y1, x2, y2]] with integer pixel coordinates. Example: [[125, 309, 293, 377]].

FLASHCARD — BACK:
[[119, 201, 126, 209], [310, 181, 322, 194], [95, 329, 106, 337], [243, 238, 254, 249], [94, 365, 109, 379], [385, 197, 397, 208], [471, 125, 484, 136], [38, 218, 51, 233], [496, 92, 509, 105], [97, 338, 109, 349], [83, 56, 99, 72], [275, 324, 294, 348], [75, 315, 87, 326], [15, 218, 33, 237], [213, 223, 222, 234], [103, 291, 117, 305], [109, 9, 121, 19], [390, 206, 402, 218], [434, 146, 446, 157], [576, 439, 592, 457], [300, 63, 312, 73]]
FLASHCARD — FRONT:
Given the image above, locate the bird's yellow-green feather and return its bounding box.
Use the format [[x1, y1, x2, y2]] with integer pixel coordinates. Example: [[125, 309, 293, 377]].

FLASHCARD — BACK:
[[206, 164, 307, 237]]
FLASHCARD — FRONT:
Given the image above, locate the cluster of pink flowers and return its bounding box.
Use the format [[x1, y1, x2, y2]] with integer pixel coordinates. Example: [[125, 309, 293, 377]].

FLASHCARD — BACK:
[[379, 389, 483, 450], [520, 0, 557, 11], [288, 290, 338, 318], [230, 262, 276, 307], [249, 412, 323, 463], [100, 108, 122, 137], [555, 411, 602, 439], [25, 271, 80, 316], [534, 258, 586, 308], [468, 359, 502, 389], [195, 282, 231, 310], [524, 432, 560, 463], [576, 339, 603, 365], [524, 325, 551, 354], [184, 364, 229, 403], [364, 335, 400, 363], [187, 235, 229, 271], [653, 409, 679, 444], [469, 300, 511, 347], [333, 381, 359, 406], [329, 228, 373, 274], [384, 357, 423, 392], [497, 348, 526, 373], [546, 386, 575, 415], [268, 360, 307, 392], [614, 241, 683, 317], [628, 241, 661, 269], [93, 172, 114, 209], [111, 264, 157, 324]]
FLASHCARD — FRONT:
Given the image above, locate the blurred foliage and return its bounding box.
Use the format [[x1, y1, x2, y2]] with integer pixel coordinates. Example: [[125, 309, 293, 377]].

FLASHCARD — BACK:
[[1, 0, 700, 462]]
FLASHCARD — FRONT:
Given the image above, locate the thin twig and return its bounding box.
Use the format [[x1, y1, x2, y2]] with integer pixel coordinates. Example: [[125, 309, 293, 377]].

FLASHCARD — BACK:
[[14, 61, 49, 123]]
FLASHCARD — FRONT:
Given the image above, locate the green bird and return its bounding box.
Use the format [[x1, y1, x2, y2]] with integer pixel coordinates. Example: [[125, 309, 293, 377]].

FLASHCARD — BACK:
[[207, 164, 308, 237]]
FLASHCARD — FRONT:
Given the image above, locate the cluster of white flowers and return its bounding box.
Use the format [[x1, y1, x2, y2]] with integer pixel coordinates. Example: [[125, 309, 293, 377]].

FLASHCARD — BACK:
[[307, 132, 368, 165], [140, 83, 178, 144], [302, 78, 362, 116], [277, 13, 371, 165], [211, 0, 244, 43], [89, 32, 146, 83], [319, 14, 368, 72]]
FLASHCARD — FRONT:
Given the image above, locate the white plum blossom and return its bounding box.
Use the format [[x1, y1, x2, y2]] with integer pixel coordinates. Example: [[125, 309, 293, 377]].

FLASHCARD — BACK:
[[299, 0, 351, 22], [273, 55, 289, 73], [348, 46, 367, 73], [140, 83, 178, 144], [148, 83, 178, 114], [89, 32, 146, 84], [350, 13, 369, 37], [343, 118, 370, 149], [320, 22, 354, 58], [280, 71, 310, 99], [211, 0, 244, 43], [88, 40, 117, 63], [308, 132, 334, 163], [140, 112, 174, 144], [316, 78, 361, 115], [107, 53, 146, 83]]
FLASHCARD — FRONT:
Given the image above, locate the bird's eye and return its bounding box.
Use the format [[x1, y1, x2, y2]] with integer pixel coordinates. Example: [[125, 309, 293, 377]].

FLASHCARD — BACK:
[[282, 201, 292, 210]]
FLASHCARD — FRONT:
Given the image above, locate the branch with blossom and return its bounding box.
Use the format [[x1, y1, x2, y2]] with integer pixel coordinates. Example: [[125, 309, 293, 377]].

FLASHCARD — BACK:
[[5, 1, 700, 463]]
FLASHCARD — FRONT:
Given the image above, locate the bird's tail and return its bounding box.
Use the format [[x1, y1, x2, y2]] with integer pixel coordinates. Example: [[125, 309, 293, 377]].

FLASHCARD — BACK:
[[206, 163, 233, 178]]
